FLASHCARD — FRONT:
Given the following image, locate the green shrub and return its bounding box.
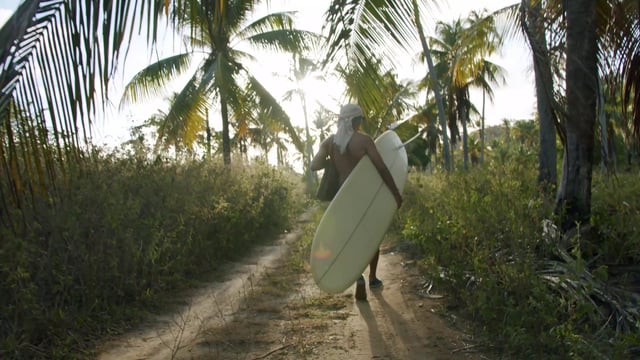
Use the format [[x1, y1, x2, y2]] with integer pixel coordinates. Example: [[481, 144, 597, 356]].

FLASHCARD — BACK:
[[590, 172, 640, 265], [397, 160, 640, 359], [0, 153, 305, 359]]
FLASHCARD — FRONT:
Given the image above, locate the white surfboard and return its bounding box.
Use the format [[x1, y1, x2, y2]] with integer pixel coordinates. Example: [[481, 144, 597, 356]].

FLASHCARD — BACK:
[[310, 130, 408, 294]]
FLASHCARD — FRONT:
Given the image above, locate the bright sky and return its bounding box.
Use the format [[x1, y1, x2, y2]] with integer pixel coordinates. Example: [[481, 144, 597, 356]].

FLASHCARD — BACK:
[[1, 0, 534, 151]]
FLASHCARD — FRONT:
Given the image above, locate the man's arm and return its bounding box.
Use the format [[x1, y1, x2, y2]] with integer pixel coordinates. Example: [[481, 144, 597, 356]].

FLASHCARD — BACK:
[[365, 138, 403, 208]]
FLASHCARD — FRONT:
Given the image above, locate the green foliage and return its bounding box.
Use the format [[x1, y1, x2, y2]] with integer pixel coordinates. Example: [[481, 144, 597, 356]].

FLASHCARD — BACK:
[[591, 173, 640, 265], [0, 152, 305, 359], [288, 205, 324, 274], [398, 159, 640, 358]]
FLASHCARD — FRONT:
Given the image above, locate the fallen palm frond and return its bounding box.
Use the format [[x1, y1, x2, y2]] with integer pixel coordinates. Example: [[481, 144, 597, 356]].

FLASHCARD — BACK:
[[539, 245, 640, 336]]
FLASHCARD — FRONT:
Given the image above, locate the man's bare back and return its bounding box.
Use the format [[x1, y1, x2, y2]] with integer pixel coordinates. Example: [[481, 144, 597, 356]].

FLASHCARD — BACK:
[[311, 132, 402, 208]]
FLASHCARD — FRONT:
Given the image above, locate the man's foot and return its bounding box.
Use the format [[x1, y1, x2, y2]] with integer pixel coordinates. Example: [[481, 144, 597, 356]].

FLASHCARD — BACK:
[[369, 278, 383, 288], [355, 276, 367, 301]]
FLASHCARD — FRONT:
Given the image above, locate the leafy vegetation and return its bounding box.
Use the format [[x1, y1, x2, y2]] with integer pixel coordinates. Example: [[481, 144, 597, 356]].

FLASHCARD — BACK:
[[120, 1, 316, 165], [397, 135, 640, 359], [3, 1, 640, 359], [0, 150, 305, 359]]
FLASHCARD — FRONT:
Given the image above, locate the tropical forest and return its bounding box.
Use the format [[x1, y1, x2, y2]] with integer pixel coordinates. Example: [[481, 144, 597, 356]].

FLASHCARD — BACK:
[[1, 0, 640, 359]]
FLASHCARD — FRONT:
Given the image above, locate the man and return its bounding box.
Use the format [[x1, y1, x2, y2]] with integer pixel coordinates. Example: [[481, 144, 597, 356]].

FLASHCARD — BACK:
[[311, 103, 403, 300]]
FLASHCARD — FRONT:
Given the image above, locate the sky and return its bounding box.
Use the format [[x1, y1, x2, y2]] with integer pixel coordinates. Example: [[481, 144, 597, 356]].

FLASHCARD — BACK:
[[0, 0, 535, 151]]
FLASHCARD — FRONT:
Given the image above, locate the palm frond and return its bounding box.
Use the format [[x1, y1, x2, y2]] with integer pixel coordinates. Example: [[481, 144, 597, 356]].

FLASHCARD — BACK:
[[236, 12, 319, 54], [323, 0, 435, 70], [540, 247, 640, 335], [246, 75, 304, 155], [488, 2, 523, 43], [235, 11, 297, 38], [472, 60, 507, 103], [0, 0, 166, 210], [119, 53, 192, 109], [157, 74, 209, 151], [608, 0, 640, 140], [244, 29, 315, 53], [338, 57, 385, 112]]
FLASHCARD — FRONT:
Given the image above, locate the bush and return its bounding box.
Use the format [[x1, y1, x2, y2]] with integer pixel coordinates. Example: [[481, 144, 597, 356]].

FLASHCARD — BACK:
[[397, 160, 640, 359], [0, 153, 305, 359]]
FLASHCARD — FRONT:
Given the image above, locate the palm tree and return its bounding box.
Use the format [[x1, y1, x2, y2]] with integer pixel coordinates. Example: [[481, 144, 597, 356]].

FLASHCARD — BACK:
[[146, 92, 206, 157], [312, 105, 335, 142], [119, 2, 314, 165], [396, 103, 441, 169], [556, 0, 598, 231], [412, 0, 452, 171], [238, 104, 292, 165], [475, 60, 507, 164], [428, 14, 503, 170], [515, 0, 636, 230], [516, 0, 560, 194], [243, 101, 294, 166], [282, 54, 322, 192], [465, 11, 507, 166], [599, 71, 635, 168], [428, 19, 466, 167]]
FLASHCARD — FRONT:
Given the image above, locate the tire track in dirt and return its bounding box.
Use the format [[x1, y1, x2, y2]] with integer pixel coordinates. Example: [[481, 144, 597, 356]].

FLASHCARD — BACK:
[[95, 211, 312, 360]]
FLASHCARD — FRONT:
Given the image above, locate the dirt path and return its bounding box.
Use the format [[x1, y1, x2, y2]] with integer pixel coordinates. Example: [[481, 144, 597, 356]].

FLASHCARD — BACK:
[[95, 210, 488, 359]]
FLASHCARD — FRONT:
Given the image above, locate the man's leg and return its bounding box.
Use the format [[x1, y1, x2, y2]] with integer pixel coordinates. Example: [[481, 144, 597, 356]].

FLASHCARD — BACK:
[[355, 275, 367, 300], [368, 249, 382, 287]]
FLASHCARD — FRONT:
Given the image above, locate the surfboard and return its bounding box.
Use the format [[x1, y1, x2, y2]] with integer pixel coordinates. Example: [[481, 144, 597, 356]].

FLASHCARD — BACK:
[[310, 130, 408, 294]]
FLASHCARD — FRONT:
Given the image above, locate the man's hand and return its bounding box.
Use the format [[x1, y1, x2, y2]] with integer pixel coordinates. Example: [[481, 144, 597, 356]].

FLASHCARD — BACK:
[[394, 192, 403, 209]]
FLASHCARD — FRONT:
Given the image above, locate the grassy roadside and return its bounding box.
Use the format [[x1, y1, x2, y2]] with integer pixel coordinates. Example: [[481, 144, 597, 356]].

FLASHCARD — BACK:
[[0, 156, 306, 359], [398, 161, 640, 359], [4, 146, 639, 359]]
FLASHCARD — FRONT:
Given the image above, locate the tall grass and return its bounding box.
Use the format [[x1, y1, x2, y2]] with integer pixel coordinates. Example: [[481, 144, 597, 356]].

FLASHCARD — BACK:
[[398, 156, 640, 359], [0, 150, 305, 359]]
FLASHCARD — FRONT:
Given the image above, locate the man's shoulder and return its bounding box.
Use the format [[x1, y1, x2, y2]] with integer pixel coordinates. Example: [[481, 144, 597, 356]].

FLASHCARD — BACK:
[[353, 132, 373, 141], [353, 132, 374, 145]]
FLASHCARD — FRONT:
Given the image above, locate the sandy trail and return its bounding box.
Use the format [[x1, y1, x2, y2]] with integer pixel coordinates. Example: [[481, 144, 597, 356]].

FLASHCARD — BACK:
[[95, 210, 486, 359], [96, 217, 308, 360], [333, 249, 481, 359]]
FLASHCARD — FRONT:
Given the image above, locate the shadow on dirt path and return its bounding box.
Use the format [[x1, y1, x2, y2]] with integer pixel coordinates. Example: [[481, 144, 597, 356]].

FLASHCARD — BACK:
[[95, 208, 490, 359], [339, 248, 485, 359]]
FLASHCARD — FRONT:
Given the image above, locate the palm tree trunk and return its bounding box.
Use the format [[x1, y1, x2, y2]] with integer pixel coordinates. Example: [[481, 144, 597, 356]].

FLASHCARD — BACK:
[[522, 0, 558, 194], [597, 76, 612, 172], [220, 95, 231, 165], [206, 108, 212, 159], [555, 0, 598, 232], [457, 90, 469, 170], [302, 93, 313, 193], [481, 76, 486, 164], [413, 0, 451, 171]]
